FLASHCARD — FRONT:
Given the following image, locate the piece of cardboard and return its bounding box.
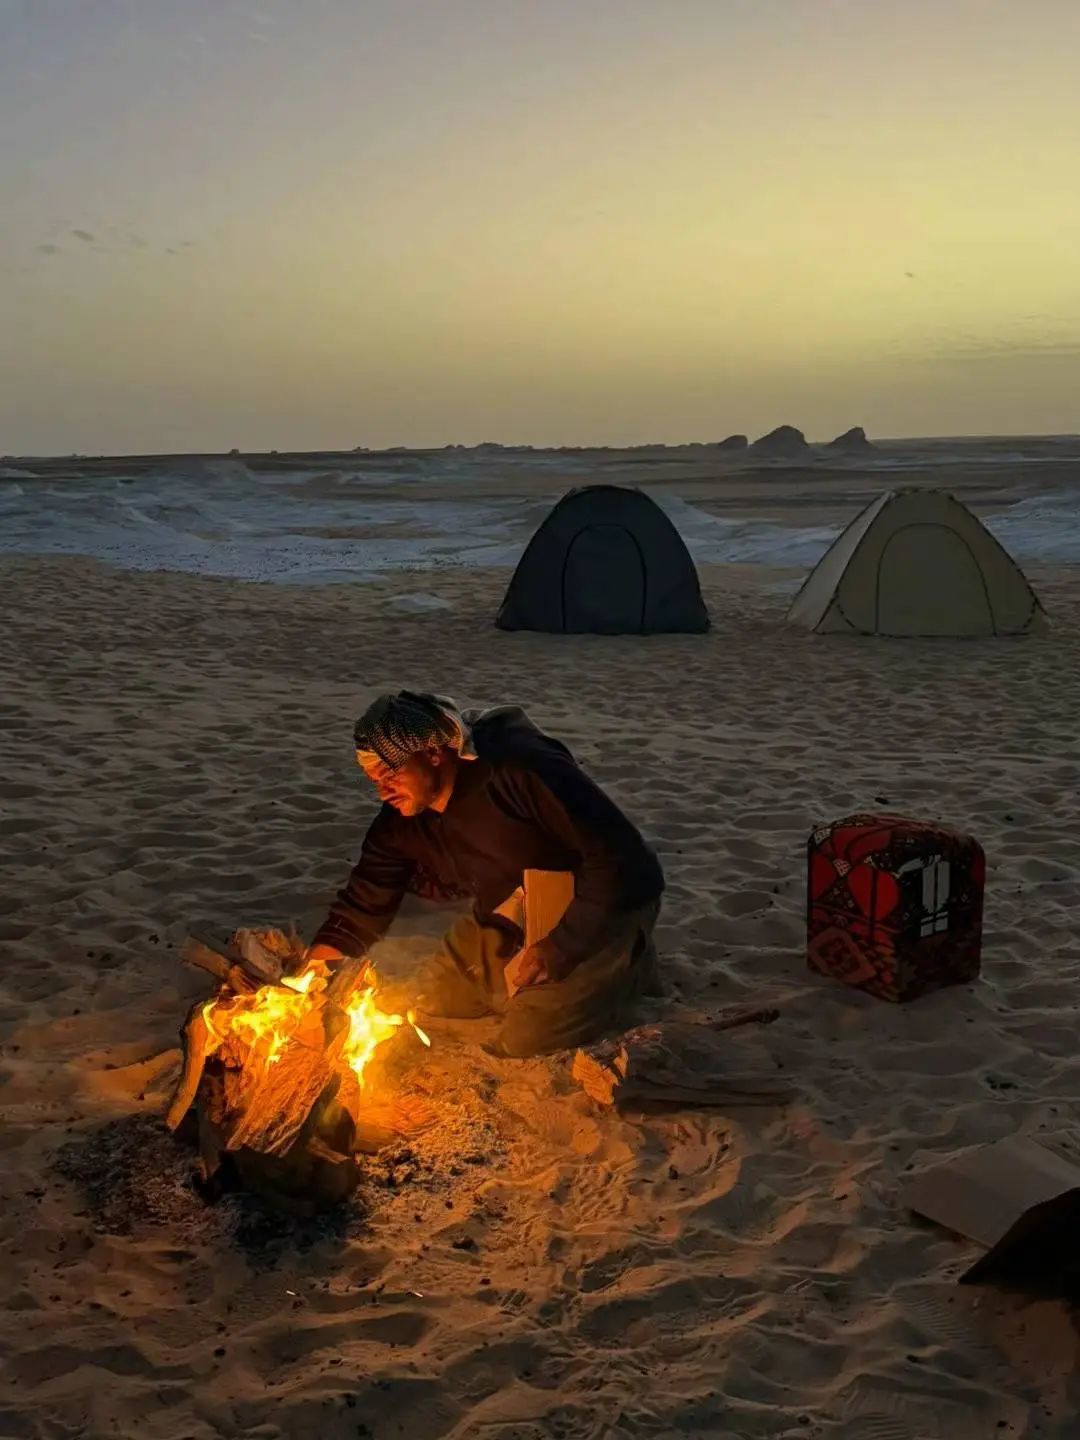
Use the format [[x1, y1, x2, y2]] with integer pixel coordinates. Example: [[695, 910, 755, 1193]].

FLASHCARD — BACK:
[[522, 868, 575, 952], [504, 870, 575, 999], [906, 1134, 1080, 1293]]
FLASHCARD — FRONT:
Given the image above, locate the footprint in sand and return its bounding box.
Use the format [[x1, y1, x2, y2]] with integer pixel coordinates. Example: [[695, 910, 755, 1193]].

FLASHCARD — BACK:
[[716, 888, 777, 918]]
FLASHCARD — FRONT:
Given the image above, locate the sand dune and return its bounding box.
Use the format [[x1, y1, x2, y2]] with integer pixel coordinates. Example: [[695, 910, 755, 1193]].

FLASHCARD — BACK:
[[2, 531, 1079, 1436]]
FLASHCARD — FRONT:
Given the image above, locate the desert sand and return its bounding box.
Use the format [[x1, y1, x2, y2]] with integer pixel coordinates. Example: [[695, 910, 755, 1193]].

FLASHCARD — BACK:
[[2, 462, 1080, 1437]]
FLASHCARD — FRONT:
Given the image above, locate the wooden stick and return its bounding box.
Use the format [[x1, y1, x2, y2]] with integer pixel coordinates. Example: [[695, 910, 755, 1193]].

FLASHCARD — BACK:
[[182, 935, 289, 994], [706, 1006, 780, 1032], [165, 1002, 214, 1132], [572, 1014, 789, 1110]]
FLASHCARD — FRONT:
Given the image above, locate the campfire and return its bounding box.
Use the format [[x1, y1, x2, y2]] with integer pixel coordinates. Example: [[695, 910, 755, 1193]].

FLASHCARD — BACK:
[[165, 928, 430, 1212], [163, 923, 791, 1216]]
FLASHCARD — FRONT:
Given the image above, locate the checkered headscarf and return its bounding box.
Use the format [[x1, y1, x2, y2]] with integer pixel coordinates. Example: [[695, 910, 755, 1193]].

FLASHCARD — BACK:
[[353, 690, 478, 770]]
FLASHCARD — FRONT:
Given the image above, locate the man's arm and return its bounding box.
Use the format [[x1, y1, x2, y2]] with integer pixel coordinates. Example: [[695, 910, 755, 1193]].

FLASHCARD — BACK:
[[496, 758, 663, 971], [309, 808, 416, 962]]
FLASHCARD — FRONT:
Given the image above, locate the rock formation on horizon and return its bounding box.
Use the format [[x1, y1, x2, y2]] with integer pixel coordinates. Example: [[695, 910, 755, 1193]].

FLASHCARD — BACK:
[[750, 425, 809, 457], [827, 426, 876, 453], [716, 434, 749, 451]]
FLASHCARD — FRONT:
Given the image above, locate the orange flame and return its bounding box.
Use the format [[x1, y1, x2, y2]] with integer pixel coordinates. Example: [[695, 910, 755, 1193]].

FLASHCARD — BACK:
[[341, 985, 409, 1087], [201, 963, 428, 1090]]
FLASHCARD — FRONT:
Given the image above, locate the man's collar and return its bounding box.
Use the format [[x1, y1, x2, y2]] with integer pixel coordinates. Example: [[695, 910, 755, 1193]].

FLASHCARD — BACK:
[[437, 754, 489, 812]]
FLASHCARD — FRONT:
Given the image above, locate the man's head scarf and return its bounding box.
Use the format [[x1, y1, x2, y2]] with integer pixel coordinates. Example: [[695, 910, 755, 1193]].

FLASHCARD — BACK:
[[353, 690, 477, 770]]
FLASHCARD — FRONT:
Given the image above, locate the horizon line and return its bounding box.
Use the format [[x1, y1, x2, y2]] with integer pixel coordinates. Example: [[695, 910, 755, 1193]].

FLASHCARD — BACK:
[[6, 430, 1080, 463]]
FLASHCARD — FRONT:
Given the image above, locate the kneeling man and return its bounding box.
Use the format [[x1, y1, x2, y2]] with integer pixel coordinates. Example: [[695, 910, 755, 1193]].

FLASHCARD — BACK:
[[308, 690, 664, 1057]]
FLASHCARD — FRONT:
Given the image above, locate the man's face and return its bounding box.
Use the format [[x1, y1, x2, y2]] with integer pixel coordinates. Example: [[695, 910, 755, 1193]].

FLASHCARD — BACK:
[[358, 748, 442, 816]]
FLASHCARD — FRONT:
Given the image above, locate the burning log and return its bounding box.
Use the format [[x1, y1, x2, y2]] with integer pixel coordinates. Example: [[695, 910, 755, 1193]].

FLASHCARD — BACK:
[[218, 997, 348, 1155], [167, 929, 430, 1213], [200, 1066, 361, 1213], [572, 1009, 789, 1110]]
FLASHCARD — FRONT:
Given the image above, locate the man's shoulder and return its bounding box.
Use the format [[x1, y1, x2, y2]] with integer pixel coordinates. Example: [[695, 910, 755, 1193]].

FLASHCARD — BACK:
[[454, 753, 536, 798], [471, 706, 576, 766], [481, 753, 539, 786], [479, 750, 587, 813]]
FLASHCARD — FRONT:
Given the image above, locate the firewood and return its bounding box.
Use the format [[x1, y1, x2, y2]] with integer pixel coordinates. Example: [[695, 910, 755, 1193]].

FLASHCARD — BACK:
[[232, 1127, 360, 1215], [182, 933, 285, 994], [222, 1003, 350, 1156], [194, 1065, 229, 1188], [165, 1000, 213, 1132], [233, 925, 306, 980], [196, 1069, 361, 1214], [572, 1012, 789, 1110], [181, 939, 236, 985]]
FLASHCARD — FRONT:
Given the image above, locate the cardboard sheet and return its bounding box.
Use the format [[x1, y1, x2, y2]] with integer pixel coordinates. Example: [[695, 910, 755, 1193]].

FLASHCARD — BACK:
[[522, 868, 575, 952], [906, 1133, 1080, 1292], [504, 869, 575, 999]]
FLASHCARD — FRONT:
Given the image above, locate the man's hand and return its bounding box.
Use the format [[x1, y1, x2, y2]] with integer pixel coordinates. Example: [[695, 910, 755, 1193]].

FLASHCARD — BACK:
[[305, 943, 346, 968], [504, 941, 573, 996], [303, 942, 346, 983]]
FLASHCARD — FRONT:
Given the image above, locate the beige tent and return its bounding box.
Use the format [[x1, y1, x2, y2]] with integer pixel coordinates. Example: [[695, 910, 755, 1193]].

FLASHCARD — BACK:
[[787, 487, 1047, 636]]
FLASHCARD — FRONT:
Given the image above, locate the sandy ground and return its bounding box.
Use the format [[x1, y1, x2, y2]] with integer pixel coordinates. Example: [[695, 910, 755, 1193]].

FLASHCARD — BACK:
[[2, 537, 1080, 1439]]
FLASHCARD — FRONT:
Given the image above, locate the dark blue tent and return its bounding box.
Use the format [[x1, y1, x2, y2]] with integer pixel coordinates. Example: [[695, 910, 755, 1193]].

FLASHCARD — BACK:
[[496, 485, 709, 634]]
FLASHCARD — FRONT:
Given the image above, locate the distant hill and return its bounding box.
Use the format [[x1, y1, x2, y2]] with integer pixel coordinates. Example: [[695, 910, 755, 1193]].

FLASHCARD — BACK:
[[716, 434, 748, 451], [827, 426, 876, 453], [750, 425, 809, 457]]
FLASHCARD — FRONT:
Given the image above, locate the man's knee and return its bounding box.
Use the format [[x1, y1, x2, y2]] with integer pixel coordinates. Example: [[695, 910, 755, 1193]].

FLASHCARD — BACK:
[[411, 955, 492, 1020], [412, 917, 493, 1019], [496, 980, 620, 1058], [495, 1006, 577, 1058]]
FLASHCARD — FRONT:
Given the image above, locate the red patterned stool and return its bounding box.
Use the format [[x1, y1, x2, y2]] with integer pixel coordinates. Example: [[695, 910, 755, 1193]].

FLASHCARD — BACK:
[[807, 813, 985, 1002]]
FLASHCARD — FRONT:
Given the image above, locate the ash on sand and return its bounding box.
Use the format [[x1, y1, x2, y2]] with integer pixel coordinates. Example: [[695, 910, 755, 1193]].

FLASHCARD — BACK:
[[355, 1035, 509, 1203], [51, 1038, 508, 1259], [54, 1113, 209, 1239], [52, 1113, 354, 1258]]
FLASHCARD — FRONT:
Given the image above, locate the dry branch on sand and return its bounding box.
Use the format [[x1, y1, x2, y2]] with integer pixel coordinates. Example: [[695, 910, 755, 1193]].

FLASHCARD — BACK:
[[572, 1009, 788, 1109]]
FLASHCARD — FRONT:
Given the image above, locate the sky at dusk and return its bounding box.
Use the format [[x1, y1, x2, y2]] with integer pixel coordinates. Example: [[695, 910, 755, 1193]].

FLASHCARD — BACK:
[[3, 0, 1079, 455]]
